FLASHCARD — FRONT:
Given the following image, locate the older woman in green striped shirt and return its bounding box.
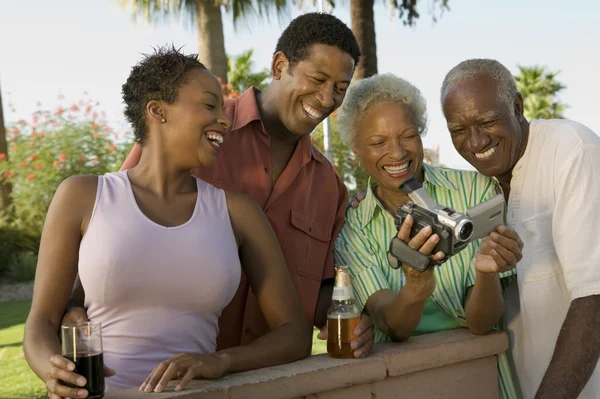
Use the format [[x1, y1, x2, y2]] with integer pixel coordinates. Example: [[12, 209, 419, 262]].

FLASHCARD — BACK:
[[334, 74, 522, 399]]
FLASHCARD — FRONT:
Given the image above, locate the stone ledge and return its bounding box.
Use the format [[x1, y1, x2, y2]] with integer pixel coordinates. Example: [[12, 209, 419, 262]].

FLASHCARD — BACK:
[[106, 329, 508, 399]]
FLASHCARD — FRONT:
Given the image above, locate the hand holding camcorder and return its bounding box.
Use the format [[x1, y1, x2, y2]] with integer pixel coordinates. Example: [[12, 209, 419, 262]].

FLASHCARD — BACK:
[[387, 178, 505, 272]]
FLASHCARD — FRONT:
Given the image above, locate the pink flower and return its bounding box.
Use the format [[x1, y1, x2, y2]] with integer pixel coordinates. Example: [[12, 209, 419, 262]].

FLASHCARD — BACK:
[[3, 171, 14, 179], [109, 144, 117, 152], [20, 161, 29, 168], [34, 164, 43, 170], [27, 173, 35, 180], [70, 104, 80, 112], [53, 160, 61, 168], [59, 153, 67, 162], [0, 153, 6, 161]]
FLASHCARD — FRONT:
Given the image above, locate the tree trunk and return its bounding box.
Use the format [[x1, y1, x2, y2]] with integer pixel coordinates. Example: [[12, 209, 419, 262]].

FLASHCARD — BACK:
[[350, 0, 377, 80], [196, 0, 228, 83], [0, 80, 11, 211]]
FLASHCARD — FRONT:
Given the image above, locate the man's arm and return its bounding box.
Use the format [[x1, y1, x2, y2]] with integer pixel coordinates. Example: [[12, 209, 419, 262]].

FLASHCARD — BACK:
[[314, 175, 348, 327], [535, 295, 600, 398], [536, 142, 600, 397]]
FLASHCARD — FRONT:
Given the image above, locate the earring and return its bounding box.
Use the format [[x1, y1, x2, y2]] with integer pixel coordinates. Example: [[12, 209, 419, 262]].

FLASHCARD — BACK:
[[161, 118, 166, 123]]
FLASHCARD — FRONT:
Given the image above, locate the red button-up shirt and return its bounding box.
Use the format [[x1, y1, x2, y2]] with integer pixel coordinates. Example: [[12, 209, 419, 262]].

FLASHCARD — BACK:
[[122, 87, 348, 350]]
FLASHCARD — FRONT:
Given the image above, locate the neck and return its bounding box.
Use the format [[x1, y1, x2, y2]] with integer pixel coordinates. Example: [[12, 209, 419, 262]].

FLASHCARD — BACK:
[[495, 118, 530, 201], [257, 86, 301, 147], [375, 167, 425, 215], [127, 140, 196, 198]]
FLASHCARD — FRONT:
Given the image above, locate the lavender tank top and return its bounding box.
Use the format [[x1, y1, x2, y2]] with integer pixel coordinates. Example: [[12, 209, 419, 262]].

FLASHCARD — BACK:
[[78, 171, 241, 392]]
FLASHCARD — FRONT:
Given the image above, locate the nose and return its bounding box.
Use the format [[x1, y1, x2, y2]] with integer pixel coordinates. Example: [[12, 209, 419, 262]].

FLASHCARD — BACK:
[[466, 126, 491, 152], [390, 138, 408, 159], [315, 84, 335, 110], [218, 109, 231, 130]]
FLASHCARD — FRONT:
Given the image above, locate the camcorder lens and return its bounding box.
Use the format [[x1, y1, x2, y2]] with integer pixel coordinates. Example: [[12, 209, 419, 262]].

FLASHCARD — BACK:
[[458, 222, 473, 241]]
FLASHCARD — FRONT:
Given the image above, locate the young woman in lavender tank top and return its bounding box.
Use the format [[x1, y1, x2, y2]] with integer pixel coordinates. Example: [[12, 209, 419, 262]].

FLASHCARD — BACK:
[[23, 47, 310, 399]]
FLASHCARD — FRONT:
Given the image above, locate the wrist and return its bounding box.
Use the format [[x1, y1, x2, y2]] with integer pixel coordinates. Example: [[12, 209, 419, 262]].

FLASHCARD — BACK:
[[216, 351, 233, 374], [400, 282, 433, 302]]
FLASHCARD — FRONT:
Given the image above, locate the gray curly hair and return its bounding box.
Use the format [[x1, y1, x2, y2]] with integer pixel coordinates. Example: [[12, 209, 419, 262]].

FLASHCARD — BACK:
[[440, 59, 518, 115], [337, 73, 428, 148]]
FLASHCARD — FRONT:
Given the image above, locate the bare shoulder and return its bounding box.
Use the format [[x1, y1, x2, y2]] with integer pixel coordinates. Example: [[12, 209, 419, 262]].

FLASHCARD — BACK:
[[52, 175, 99, 219], [224, 190, 262, 216]]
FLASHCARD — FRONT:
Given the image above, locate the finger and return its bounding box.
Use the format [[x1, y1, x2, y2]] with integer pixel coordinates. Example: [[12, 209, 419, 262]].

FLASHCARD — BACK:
[[489, 232, 521, 254], [355, 336, 374, 358], [317, 326, 327, 340], [488, 239, 518, 266], [103, 365, 116, 377], [496, 225, 520, 241], [351, 325, 374, 351], [357, 190, 366, 200], [50, 354, 76, 372], [155, 361, 183, 393], [411, 232, 439, 255], [46, 378, 87, 399], [354, 315, 371, 335], [489, 249, 507, 272], [397, 215, 414, 241], [432, 251, 446, 261], [50, 366, 86, 387], [176, 369, 196, 392], [144, 360, 171, 392]]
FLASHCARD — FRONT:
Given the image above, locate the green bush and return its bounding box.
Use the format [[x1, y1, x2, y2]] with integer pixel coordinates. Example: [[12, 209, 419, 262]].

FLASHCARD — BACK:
[[0, 100, 131, 236], [6, 251, 37, 281], [0, 226, 40, 277]]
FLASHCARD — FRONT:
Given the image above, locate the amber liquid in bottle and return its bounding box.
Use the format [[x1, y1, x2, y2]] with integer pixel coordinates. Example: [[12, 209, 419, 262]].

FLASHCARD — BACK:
[[327, 266, 361, 359]]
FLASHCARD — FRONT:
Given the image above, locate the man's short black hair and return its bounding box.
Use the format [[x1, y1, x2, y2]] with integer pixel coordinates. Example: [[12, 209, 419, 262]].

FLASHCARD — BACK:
[[122, 45, 207, 144], [275, 12, 360, 68]]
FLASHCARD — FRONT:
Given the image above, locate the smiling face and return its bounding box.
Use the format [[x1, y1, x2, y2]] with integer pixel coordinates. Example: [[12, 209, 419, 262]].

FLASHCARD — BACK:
[[353, 102, 424, 194], [442, 74, 526, 179], [157, 68, 230, 168], [272, 43, 355, 137]]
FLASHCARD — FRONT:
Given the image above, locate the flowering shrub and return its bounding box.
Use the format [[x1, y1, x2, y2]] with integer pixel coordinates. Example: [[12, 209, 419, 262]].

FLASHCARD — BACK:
[[0, 99, 131, 235]]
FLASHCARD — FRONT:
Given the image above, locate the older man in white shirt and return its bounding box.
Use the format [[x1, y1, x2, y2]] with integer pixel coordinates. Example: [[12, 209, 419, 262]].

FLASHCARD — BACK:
[[440, 58, 600, 399]]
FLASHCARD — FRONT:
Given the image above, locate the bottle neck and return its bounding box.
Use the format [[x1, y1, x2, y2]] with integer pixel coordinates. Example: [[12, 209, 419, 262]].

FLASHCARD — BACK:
[[332, 285, 354, 302]]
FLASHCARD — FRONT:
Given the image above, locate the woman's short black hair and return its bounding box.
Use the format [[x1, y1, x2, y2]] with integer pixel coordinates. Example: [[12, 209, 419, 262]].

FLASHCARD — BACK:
[[122, 45, 208, 144], [274, 12, 360, 68]]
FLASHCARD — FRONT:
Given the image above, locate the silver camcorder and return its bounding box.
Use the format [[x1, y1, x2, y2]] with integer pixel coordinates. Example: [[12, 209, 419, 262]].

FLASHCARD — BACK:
[[387, 178, 505, 272]]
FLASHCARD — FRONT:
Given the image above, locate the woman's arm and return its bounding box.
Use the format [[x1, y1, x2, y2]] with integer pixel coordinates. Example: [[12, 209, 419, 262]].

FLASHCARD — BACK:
[[218, 191, 311, 370], [366, 217, 444, 341], [24, 175, 97, 399], [464, 226, 522, 335]]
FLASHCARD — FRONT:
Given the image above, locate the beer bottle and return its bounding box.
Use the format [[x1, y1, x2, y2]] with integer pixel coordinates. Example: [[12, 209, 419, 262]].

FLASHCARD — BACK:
[[327, 265, 361, 358]]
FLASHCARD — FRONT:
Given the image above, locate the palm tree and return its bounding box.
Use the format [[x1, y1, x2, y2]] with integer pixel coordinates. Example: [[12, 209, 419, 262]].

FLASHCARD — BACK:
[[119, 0, 290, 83], [515, 65, 568, 120], [0, 80, 11, 211], [347, 0, 450, 80]]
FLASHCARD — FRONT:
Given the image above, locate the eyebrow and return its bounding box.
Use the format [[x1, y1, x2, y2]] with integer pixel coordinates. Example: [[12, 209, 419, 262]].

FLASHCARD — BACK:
[[478, 111, 498, 121], [204, 91, 219, 100], [314, 70, 351, 85]]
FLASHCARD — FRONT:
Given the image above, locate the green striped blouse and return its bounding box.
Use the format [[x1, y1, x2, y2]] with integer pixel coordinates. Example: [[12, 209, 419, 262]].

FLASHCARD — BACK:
[[334, 163, 519, 399]]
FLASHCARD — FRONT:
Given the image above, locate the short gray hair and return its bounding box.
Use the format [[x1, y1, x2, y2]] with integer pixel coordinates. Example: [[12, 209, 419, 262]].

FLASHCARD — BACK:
[[440, 59, 518, 115], [337, 73, 428, 148]]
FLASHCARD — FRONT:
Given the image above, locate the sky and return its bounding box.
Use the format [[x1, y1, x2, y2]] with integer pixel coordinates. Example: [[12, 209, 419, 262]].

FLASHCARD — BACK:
[[0, 0, 598, 169]]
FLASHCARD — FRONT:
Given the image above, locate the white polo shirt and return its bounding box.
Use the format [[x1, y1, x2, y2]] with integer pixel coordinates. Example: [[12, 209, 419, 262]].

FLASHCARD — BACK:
[[504, 118, 600, 398]]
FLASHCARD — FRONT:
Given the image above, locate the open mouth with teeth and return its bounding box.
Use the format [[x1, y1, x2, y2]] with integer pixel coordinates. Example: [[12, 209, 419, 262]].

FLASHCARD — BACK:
[[206, 131, 224, 148], [474, 143, 499, 160], [301, 102, 324, 121], [382, 160, 412, 178]]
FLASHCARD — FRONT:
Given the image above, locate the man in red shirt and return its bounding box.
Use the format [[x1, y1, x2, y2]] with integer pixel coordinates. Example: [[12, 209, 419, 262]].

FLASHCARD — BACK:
[[65, 13, 373, 357]]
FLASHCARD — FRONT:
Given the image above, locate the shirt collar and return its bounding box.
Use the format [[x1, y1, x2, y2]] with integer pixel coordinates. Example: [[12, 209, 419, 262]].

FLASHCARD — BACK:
[[358, 164, 457, 229], [230, 87, 324, 164]]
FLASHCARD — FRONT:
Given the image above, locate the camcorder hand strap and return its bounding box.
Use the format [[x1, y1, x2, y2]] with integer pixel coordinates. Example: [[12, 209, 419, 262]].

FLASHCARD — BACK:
[[387, 236, 444, 272]]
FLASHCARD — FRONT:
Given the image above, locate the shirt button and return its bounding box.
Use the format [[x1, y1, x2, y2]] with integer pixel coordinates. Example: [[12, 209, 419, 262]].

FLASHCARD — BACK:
[[308, 226, 312, 233], [264, 168, 268, 173], [244, 328, 251, 334]]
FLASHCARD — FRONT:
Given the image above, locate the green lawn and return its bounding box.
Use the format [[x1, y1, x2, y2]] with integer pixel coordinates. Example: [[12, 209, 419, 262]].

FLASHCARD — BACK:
[[0, 300, 327, 399], [0, 300, 47, 399]]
